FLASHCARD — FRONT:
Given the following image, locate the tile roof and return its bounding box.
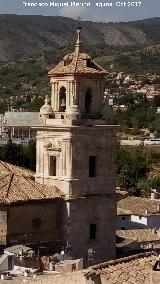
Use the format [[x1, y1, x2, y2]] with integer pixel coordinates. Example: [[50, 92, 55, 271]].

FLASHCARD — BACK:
[[48, 52, 108, 76], [116, 235, 136, 249], [0, 160, 34, 176], [0, 161, 63, 205], [117, 196, 160, 216], [116, 189, 129, 201], [117, 207, 132, 215], [117, 229, 160, 243], [101, 253, 157, 284], [85, 252, 157, 284]]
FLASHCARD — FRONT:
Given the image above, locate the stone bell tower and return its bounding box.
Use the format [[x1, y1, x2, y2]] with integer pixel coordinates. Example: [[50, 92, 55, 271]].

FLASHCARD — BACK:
[[35, 28, 117, 264]]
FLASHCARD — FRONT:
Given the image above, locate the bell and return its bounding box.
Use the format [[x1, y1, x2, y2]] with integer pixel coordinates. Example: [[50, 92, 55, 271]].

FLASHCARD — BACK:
[[60, 98, 66, 107]]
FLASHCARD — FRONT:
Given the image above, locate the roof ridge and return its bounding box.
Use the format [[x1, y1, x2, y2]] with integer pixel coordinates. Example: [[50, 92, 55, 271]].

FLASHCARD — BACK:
[[6, 173, 14, 198], [87, 251, 157, 272]]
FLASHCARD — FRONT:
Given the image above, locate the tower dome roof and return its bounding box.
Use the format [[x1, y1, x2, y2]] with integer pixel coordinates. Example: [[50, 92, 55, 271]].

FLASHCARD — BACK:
[[48, 28, 108, 77], [40, 97, 53, 115]]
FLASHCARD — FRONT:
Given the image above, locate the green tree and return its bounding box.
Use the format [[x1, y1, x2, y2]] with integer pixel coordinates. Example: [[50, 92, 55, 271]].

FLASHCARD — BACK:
[[151, 175, 160, 189], [0, 139, 36, 171], [116, 145, 150, 195], [136, 179, 151, 197]]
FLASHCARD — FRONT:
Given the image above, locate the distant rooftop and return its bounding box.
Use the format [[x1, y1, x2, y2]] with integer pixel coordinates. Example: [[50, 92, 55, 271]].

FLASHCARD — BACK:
[[117, 229, 160, 243], [4, 112, 40, 127], [117, 196, 160, 216], [4, 244, 33, 255]]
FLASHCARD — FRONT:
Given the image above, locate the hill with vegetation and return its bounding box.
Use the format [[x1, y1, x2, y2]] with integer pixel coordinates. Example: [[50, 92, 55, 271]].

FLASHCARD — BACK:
[[0, 15, 160, 112], [0, 15, 160, 61]]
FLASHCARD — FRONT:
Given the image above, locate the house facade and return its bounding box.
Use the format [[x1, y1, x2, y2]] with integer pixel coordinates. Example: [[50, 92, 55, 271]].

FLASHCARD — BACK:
[[117, 196, 160, 230]]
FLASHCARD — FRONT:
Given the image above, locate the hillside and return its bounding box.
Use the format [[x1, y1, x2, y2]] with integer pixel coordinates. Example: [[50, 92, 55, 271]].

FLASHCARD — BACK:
[[0, 15, 160, 113], [95, 44, 160, 74], [0, 15, 160, 61]]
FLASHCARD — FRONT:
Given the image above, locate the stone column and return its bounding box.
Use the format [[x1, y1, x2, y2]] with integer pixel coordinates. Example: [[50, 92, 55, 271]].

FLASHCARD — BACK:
[[54, 82, 59, 111], [70, 81, 73, 106], [51, 82, 54, 109], [62, 136, 73, 178], [66, 81, 70, 108], [73, 81, 77, 104]]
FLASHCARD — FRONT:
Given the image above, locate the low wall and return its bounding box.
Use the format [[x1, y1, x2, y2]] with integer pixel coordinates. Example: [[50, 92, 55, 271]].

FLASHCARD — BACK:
[[0, 271, 99, 284]]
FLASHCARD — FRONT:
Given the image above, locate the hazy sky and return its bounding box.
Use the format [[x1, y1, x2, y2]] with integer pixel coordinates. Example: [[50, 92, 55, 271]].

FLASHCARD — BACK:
[[0, 0, 159, 22]]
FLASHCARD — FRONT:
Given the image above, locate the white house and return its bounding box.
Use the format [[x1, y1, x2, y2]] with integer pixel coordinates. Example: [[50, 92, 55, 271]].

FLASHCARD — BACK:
[[117, 196, 160, 230]]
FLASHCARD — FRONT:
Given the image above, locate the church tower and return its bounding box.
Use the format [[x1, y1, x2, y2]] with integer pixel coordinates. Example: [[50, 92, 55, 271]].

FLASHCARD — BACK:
[[36, 28, 117, 264]]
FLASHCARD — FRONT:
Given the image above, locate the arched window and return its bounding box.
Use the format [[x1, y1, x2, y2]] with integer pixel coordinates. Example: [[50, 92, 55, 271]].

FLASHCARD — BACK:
[[85, 88, 92, 113], [59, 87, 66, 112]]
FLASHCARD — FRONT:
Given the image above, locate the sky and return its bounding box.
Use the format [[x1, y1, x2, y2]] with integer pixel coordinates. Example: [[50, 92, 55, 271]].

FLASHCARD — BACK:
[[0, 0, 159, 22]]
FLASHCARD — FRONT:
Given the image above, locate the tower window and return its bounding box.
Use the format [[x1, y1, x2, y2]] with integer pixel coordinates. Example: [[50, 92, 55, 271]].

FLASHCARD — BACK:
[[85, 88, 92, 113], [59, 87, 66, 112], [89, 156, 97, 177], [50, 156, 56, 176], [90, 224, 96, 240]]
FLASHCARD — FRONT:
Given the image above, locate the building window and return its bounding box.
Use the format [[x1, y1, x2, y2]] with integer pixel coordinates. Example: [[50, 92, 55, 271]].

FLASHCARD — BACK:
[[50, 156, 56, 176], [90, 224, 96, 240], [122, 216, 126, 221], [139, 216, 142, 220], [121, 227, 125, 230], [32, 218, 42, 230], [89, 156, 97, 177]]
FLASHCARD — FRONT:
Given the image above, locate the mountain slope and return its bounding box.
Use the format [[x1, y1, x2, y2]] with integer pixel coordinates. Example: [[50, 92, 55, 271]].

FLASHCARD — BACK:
[[0, 15, 160, 61]]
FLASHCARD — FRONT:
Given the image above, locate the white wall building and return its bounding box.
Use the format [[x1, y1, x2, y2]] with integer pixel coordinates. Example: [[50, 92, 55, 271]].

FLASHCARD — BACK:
[[117, 196, 160, 230]]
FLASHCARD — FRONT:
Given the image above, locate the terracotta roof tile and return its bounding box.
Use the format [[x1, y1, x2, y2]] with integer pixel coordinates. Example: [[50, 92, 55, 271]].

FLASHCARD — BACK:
[[117, 229, 160, 243], [0, 161, 63, 205], [85, 252, 157, 284], [48, 52, 108, 76], [117, 196, 160, 216], [0, 160, 34, 176]]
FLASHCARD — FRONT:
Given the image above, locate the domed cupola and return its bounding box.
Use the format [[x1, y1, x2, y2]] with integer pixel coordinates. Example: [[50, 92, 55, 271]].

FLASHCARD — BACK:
[[40, 96, 54, 123]]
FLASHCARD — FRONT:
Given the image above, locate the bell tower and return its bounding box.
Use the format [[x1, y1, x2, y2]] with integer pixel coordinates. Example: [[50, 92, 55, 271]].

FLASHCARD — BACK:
[[35, 28, 117, 264], [48, 28, 107, 119]]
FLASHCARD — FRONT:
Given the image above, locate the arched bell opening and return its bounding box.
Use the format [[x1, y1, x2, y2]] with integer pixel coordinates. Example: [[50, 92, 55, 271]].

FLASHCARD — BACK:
[[85, 88, 92, 113], [59, 86, 66, 112]]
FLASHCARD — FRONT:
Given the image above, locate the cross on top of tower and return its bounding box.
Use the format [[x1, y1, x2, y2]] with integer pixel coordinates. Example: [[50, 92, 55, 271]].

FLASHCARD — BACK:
[[75, 26, 82, 54], [48, 27, 108, 76]]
